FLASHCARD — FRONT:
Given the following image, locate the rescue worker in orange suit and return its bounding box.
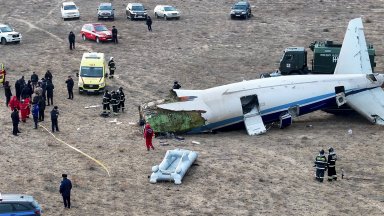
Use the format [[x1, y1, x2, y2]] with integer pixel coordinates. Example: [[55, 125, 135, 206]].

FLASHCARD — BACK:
[[20, 98, 31, 122], [327, 147, 338, 181], [143, 123, 155, 151], [9, 95, 20, 112], [314, 149, 327, 182]]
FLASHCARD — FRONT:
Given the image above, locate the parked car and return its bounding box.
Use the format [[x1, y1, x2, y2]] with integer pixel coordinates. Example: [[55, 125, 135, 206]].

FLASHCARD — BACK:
[[0, 23, 22, 45], [80, 23, 112, 43], [61, 1, 80, 20], [97, 3, 115, 20], [154, 5, 180, 20], [0, 193, 42, 216], [126, 3, 147, 20], [230, 1, 251, 19]]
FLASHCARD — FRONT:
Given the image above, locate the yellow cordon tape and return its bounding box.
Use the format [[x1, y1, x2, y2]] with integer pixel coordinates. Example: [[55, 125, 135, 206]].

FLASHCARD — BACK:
[[39, 124, 111, 177]]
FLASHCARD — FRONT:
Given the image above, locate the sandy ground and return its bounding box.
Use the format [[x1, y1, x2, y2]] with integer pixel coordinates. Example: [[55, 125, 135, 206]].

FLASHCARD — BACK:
[[1, 0, 384, 215]]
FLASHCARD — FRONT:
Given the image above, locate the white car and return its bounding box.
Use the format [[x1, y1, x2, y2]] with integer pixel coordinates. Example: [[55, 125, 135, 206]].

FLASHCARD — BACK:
[[0, 23, 22, 45], [61, 2, 80, 20], [154, 5, 180, 20]]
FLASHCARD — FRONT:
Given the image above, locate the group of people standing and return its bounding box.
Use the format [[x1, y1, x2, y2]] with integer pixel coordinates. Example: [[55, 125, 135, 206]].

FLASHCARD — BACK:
[[102, 87, 125, 116], [4, 70, 62, 135], [314, 147, 338, 182]]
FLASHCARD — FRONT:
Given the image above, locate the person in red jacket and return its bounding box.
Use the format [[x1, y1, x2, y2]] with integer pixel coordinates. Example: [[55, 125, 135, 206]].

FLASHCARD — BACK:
[[20, 98, 30, 122], [143, 123, 155, 151], [9, 96, 20, 111]]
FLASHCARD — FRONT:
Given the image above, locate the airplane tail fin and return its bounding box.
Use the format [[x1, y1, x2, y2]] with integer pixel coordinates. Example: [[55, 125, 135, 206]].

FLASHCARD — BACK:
[[334, 18, 372, 74]]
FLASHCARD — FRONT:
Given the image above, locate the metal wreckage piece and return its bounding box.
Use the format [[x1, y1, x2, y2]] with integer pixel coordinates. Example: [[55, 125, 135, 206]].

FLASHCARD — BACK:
[[139, 92, 206, 134]]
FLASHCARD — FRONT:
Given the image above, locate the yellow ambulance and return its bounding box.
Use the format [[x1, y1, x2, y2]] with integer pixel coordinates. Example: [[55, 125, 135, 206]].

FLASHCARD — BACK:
[[77, 52, 107, 94]]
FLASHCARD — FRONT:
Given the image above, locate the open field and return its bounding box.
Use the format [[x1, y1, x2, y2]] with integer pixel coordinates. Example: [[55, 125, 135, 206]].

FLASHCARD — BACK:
[[1, 0, 384, 215]]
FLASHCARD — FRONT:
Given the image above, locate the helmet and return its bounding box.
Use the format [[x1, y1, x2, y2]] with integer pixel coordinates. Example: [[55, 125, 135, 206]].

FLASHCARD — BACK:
[[320, 149, 325, 155], [119, 87, 123, 90], [328, 147, 334, 152], [110, 57, 114, 61]]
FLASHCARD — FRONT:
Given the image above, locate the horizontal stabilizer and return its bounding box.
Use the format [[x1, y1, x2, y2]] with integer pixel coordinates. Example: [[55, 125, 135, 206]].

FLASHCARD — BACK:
[[334, 18, 372, 75], [158, 100, 209, 112], [174, 89, 204, 97], [346, 88, 384, 125]]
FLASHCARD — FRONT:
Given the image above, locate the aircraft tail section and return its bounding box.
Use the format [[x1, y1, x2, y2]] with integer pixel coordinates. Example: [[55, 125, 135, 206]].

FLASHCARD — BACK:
[[346, 87, 384, 125], [334, 18, 372, 75]]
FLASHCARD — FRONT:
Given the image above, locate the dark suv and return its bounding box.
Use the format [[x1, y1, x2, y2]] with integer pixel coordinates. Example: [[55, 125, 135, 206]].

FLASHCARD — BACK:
[[97, 3, 115, 20], [230, 1, 251, 19], [0, 194, 42, 216]]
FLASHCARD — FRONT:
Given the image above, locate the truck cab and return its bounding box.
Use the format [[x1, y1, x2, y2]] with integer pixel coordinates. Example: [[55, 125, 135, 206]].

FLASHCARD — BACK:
[[77, 52, 106, 94], [279, 47, 308, 75], [278, 41, 376, 75]]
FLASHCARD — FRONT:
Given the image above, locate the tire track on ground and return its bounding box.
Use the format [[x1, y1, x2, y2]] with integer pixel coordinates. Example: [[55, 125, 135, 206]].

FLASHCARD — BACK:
[[11, 17, 92, 52], [37, 0, 66, 24]]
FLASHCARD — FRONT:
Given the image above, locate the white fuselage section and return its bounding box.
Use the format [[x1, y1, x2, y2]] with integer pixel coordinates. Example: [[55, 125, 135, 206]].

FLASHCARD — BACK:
[[180, 74, 384, 130]]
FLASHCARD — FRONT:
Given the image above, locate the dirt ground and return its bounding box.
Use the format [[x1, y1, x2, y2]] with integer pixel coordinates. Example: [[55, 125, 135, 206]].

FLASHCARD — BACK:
[[1, 0, 384, 215]]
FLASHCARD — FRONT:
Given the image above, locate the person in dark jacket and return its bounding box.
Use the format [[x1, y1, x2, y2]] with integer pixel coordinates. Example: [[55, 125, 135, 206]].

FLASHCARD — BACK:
[[41, 78, 47, 101], [31, 72, 39, 91], [111, 26, 118, 44], [46, 79, 54, 106], [108, 57, 116, 79], [118, 87, 125, 112], [38, 95, 46, 122], [15, 76, 26, 100], [314, 149, 327, 182], [11, 108, 20, 136], [32, 103, 39, 129], [68, 31, 76, 50], [4, 81, 12, 107], [102, 90, 111, 116], [59, 174, 72, 209], [110, 90, 119, 115], [21, 80, 33, 99], [65, 76, 74, 99], [146, 16, 152, 31], [172, 81, 181, 89], [327, 147, 338, 181], [51, 106, 59, 132], [44, 70, 53, 81]]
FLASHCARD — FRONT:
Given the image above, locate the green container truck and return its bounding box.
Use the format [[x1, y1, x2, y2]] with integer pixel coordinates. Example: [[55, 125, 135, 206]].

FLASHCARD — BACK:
[[278, 41, 376, 75]]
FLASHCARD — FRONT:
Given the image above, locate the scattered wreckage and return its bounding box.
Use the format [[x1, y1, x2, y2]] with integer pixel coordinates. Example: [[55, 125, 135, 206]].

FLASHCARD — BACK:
[[139, 18, 384, 136]]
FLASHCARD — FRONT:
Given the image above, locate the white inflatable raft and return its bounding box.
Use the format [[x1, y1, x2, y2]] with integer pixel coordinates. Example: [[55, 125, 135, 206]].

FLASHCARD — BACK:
[[150, 149, 198, 184]]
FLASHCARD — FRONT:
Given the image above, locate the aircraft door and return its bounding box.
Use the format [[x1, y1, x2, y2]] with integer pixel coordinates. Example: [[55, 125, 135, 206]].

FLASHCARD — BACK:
[[335, 86, 347, 107], [240, 95, 266, 135]]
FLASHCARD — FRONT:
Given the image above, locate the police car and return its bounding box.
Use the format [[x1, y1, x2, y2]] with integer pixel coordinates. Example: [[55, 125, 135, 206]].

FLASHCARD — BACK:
[[0, 193, 42, 215]]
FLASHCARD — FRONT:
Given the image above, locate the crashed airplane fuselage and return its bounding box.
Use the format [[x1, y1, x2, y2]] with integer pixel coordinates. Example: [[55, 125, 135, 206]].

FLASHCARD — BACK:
[[140, 18, 384, 135]]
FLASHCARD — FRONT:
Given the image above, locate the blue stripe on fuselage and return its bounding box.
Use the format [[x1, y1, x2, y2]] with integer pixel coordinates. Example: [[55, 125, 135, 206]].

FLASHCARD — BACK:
[[188, 87, 378, 133]]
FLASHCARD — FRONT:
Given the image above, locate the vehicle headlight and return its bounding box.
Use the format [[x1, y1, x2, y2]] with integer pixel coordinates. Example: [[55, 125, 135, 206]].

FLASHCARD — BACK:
[[99, 82, 105, 87], [241, 11, 246, 14], [230, 10, 235, 14]]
